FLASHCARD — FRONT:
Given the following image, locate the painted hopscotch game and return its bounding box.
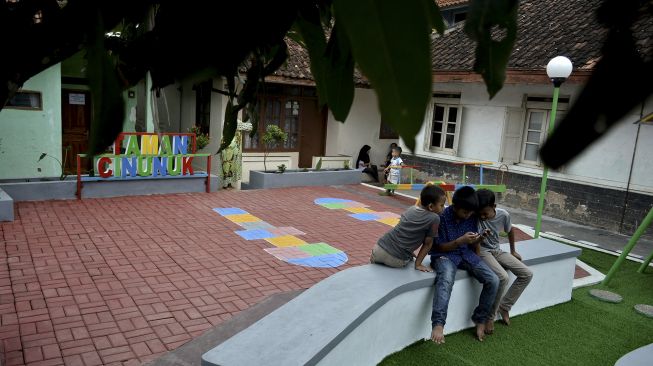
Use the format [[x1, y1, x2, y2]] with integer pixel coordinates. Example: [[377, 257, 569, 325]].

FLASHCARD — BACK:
[[212, 208, 348, 268], [314, 198, 401, 227]]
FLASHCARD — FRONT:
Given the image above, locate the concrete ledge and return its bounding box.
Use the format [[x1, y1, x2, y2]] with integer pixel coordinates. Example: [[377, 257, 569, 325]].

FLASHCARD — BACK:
[[202, 238, 581, 366], [248, 170, 361, 189], [0, 175, 219, 201], [0, 187, 14, 222]]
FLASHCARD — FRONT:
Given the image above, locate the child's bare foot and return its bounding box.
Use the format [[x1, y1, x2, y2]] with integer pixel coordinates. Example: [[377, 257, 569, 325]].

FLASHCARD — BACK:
[[499, 309, 511, 326], [475, 323, 486, 341], [431, 325, 445, 344], [484, 319, 494, 334]]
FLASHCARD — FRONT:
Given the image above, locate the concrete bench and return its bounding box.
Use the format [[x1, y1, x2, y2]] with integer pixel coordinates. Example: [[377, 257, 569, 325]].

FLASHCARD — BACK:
[[0, 187, 14, 222], [202, 238, 581, 366]]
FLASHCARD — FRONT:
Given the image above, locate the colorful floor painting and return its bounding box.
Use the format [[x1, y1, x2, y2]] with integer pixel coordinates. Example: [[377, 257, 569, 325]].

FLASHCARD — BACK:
[[212, 208, 348, 268], [314, 198, 401, 227]]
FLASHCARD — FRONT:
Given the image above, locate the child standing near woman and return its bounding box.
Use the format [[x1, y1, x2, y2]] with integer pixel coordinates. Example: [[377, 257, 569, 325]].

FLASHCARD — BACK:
[[383, 146, 403, 195]]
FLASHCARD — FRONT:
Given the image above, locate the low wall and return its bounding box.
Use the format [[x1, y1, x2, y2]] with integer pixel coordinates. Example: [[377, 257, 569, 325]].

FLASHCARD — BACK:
[[0, 188, 14, 221], [401, 155, 653, 236], [311, 156, 353, 170], [242, 153, 296, 183], [202, 238, 581, 366], [0, 174, 219, 201], [248, 169, 361, 190]]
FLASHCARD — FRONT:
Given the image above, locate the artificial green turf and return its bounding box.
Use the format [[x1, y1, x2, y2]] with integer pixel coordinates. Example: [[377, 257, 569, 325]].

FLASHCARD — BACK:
[[379, 249, 653, 366]]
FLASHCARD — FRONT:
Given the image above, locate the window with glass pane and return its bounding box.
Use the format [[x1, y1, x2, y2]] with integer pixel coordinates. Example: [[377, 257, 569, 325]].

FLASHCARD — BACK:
[[245, 96, 301, 151], [430, 104, 459, 150], [522, 110, 547, 163], [445, 107, 458, 148], [431, 105, 445, 147], [6, 91, 42, 110], [284, 100, 300, 149]]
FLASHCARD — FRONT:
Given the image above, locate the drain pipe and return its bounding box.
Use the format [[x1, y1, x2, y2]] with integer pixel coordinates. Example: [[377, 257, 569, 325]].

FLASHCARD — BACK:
[[618, 102, 645, 234]]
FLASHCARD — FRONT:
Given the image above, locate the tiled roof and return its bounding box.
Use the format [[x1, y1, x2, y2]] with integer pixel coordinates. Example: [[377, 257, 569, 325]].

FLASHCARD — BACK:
[[436, 0, 469, 9], [273, 0, 650, 82], [272, 37, 368, 85], [431, 0, 650, 71]]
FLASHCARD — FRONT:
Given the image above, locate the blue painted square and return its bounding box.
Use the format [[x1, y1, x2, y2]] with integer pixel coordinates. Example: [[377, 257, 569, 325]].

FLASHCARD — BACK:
[[287, 252, 348, 268], [349, 213, 381, 221], [213, 208, 248, 216], [314, 198, 352, 205], [235, 229, 275, 240], [239, 221, 276, 230]]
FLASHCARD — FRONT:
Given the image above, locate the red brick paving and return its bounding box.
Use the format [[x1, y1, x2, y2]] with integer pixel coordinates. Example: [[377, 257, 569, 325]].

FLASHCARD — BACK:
[[0, 185, 586, 365], [0, 186, 413, 365]]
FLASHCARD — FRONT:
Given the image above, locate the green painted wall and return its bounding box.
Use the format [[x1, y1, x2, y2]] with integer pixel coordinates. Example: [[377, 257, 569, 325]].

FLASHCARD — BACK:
[[0, 64, 62, 180]]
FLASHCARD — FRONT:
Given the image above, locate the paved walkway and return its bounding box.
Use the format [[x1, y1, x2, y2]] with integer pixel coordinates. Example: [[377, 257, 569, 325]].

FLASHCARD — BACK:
[[0, 185, 566, 366], [0, 185, 428, 366]]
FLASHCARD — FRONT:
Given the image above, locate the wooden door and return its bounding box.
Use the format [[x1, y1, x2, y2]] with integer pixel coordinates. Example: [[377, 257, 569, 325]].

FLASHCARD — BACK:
[[298, 99, 326, 168], [61, 90, 91, 173]]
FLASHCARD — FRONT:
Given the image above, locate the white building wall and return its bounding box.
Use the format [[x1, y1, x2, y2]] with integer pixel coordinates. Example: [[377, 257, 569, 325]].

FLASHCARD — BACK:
[[403, 82, 653, 194], [325, 88, 397, 167]]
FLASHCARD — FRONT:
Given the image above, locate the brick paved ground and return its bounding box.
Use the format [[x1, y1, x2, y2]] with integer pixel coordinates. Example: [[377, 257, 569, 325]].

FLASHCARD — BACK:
[[0, 185, 424, 365], [0, 185, 543, 366]]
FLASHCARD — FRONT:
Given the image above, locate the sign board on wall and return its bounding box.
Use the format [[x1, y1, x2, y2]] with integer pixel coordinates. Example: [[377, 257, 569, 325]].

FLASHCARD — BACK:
[[68, 93, 86, 105]]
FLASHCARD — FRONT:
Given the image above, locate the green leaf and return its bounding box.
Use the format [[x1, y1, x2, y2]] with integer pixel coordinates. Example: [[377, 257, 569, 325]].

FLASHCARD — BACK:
[[422, 0, 446, 35], [333, 0, 432, 151], [464, 0, 518, 98], [87, 11, 125, 157], [294, 12, 329, 108], [323, 22, 355, 121]]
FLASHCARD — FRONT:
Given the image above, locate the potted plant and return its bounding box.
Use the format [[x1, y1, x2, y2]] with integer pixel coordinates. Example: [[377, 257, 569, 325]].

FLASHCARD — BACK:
[[262, 125, 288, 172], [189, 125, 210, 150]]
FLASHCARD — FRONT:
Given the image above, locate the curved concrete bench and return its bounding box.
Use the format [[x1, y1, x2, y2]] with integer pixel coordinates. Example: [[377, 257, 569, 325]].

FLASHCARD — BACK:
[[202, 238, 581, 366], [615, 343, 653, 366]]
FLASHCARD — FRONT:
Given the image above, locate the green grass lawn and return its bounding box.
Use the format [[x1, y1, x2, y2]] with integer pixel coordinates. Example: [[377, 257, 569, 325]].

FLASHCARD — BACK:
[[379, 249, 653, 366]]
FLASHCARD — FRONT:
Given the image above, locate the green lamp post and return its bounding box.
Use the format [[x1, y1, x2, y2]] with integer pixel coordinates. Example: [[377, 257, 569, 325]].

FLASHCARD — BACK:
[[534, 56, 573, 238]]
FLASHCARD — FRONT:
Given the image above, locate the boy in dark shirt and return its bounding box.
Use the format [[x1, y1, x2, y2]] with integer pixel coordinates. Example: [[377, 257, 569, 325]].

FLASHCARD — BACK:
[[430, 186, 499, 343]]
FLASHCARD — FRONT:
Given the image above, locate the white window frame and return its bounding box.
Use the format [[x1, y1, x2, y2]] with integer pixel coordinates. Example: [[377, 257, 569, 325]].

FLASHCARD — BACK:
[[519, 96, 569, 166], [520, 109, 550, 166], [425, 95, 462, 155]]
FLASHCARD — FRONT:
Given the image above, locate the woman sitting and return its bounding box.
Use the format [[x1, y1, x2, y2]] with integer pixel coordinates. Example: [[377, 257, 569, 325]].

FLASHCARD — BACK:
[[356, 145, 380, 182]]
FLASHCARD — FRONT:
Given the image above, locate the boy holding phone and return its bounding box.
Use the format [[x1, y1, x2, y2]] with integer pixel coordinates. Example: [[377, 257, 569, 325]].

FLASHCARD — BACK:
[[429, 186, 499, 344]]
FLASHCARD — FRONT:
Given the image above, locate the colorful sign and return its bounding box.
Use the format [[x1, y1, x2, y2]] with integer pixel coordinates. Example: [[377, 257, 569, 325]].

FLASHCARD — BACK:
[[94, 133, 203, 179]]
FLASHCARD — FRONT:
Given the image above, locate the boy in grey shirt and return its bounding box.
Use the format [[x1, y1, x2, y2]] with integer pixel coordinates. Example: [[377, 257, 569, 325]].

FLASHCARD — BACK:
[[371, 184, 446, 272], [476, 189, 533, 334]]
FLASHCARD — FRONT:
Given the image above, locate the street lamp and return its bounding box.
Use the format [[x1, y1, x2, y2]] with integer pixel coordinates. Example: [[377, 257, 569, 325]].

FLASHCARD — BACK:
[[534, 56, 572, 238]]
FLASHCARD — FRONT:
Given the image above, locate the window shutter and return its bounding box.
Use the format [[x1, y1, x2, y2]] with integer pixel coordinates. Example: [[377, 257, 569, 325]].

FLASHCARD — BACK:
[[501, 107, 525, 164]]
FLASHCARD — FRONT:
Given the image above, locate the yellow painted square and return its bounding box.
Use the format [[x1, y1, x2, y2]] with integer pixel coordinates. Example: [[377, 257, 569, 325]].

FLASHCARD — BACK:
[[377, 218, 400, 227], [344, 207, 374, 213], [265, 235, 307, 247], [225, 214, 261, 223]]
